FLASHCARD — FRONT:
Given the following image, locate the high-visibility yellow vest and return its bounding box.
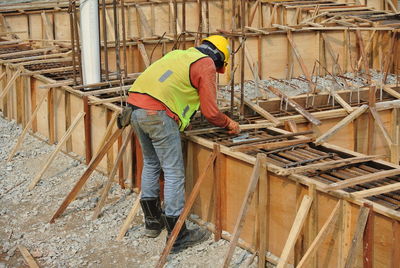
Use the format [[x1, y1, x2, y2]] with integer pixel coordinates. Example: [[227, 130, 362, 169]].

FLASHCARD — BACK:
[[129, 47, 207, 131]]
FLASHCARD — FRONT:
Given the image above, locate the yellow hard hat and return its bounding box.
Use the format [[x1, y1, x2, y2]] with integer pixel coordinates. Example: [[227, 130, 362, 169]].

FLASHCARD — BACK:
[[202, 35, 230, 65]]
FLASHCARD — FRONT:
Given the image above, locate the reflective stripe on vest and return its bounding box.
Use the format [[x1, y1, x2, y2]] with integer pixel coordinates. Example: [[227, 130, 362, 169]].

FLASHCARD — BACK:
[[129, 47, 207, 131]]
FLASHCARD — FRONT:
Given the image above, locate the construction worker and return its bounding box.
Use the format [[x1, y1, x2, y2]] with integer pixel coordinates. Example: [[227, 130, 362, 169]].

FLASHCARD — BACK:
[[127, 35, 240, 253]]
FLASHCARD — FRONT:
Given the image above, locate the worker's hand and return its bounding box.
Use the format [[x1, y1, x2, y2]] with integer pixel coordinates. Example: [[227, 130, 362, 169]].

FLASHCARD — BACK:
[[227, 119, 240, 135]]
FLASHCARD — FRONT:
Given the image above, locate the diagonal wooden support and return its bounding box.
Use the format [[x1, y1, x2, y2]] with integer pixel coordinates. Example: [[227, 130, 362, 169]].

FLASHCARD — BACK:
[[370, 107, 393, 146], [222, 154, 265, 268], [297, 200, 341, 268], [382, 85, 400, 99], [7, 88, 50, 162], [277, 195, 313, 268], [116, 190, 142, 241], [0, 67, 22, 100], [316, 104, 368, 145], [28, 112, 85, 190], [332, 92, 353, 113], [235, 95, 280, 125], [137, 41, 151, 68], [356, 30, 376, 71], [50, 128, 123, 223], [89, 112, 118, 167], [267, 86, 321, 126], [326, 168, 400, 191], [92, 127, 134, 219], [355, 30, 371, 84], [344, 206, 370, 268], [156, 147, 219, 268], [18, 245, 40, 268], [287, 30, 315, 93]]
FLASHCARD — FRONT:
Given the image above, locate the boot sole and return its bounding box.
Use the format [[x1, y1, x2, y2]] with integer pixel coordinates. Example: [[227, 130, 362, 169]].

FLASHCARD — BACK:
[[170, 232, 209, 254]]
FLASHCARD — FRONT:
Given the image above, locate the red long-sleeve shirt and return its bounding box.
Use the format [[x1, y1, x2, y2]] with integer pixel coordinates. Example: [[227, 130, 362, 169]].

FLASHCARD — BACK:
[[127, 57, 230, 128]]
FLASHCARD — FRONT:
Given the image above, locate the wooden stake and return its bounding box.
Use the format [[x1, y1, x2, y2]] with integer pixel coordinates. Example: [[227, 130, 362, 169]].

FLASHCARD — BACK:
[[297, 201, 341, 268], [277, 195, 313, 268], [156, 148, 218, 268], [83, 96, 92, 165], [344, 206, 370, 268], [307, 184, 317, 268], [363, 203, 374, 268], [17, 245, 40, 268], [392, 220, 400, 268], [222, 154, 265, 268], [50, 128, 123, 223], [213, 144, 222, 241], [7, 88, 50, 162], [116, 191, 142, 241], [92, 127, 133, 219], [0, 67, 22, 100], [316, 104, 368, 145], [28, 112, 85, 190], [258, 156, 268, 268]]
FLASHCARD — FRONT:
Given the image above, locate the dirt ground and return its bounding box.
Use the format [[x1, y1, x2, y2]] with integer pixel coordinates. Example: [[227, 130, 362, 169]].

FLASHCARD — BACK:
[[0, 113, 268, 268]]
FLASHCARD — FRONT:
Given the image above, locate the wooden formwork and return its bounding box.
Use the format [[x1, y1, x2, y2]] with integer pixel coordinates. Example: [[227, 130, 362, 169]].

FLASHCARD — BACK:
[[185, 129, 400, 267]]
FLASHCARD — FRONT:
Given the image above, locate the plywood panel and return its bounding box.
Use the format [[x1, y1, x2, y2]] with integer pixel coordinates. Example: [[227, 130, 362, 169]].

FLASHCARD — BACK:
[[53, 87, 66, 151], [5, 15, 29, 40], [91, 105, 109, 172], [54, 12, 70, 41], [70, 94, 85, 157], [262, 34, 289, 79], [35, 80, 50, 139]]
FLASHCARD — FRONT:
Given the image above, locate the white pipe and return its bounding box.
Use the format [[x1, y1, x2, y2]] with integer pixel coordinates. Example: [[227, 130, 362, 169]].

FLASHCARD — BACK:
[[80, 0, 101, 86]]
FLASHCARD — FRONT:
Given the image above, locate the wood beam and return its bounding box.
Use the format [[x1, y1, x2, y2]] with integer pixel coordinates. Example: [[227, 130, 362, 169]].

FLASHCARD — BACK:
[[266, 86, 321, 125], [326, 168, 400, 191], [50, 128, 123, 223], [297, 201, 341, 268], [277, 195, 313, 268], [156, 148, 218, 268], [222, 154, 265, 268], [28, 112, 85, 190], [344, 206, 370, 268], [116, 191, 142, 241], [315, 104, 368, 145], [351, 182, 400, 199], [277, 155, 380, 176]]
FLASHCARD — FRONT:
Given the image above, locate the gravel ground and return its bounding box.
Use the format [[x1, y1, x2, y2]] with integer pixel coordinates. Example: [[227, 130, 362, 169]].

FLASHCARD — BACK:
[[0, 113, 265, 267]]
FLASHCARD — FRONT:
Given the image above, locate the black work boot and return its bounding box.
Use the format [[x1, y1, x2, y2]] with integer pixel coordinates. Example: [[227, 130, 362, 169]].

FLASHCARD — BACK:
[[162, 214, 210, 253], [140, 198, 165, 238]]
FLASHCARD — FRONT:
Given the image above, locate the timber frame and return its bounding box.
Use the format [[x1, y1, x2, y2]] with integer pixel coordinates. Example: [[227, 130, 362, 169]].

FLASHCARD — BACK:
[[0, 0, 400, 267]]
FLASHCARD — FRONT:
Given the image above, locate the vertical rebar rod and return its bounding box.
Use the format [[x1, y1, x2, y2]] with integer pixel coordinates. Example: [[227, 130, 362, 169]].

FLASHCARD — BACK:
[[182, 0, 186, 49], [97, 0, 103, 81], [240, 0, 245, 115], [69, 0, 77, 85], [72, 1, 83, 84], [101, 0, 109, 81], [230, 0, 236, 115], [113, 0, 121, 80], [121, 0, 128, 78]]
